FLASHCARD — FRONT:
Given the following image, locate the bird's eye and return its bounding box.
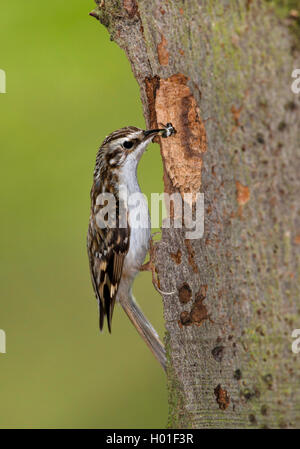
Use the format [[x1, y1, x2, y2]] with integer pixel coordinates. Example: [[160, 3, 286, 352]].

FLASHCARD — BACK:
[[123, 140, 133, 149]]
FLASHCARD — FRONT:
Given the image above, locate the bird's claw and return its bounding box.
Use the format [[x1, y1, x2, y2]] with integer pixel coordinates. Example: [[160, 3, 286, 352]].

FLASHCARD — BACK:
[[140, 238, 175, 296]]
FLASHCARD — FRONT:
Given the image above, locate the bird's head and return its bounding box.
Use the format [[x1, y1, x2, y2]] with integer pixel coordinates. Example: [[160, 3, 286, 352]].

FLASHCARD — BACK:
[[93, 124, 176, 183], [100, 126, 164, 168]]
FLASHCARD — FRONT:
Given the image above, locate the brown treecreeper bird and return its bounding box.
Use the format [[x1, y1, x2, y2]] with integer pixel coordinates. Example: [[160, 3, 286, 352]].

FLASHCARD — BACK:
[[87, 123, 176, 371]]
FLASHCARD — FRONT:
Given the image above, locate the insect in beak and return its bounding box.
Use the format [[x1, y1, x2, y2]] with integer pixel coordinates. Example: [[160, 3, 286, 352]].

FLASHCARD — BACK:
[[143, 122, 176, 140], [158, 122, 177, 138]]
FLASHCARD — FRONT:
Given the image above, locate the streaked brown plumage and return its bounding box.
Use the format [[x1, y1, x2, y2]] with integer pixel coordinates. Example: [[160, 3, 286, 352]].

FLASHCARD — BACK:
[[87, 124, 176, 369]]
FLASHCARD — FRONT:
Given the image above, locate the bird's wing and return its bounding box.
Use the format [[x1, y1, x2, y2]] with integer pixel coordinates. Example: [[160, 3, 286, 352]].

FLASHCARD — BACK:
[[87, 215, 129, 332]]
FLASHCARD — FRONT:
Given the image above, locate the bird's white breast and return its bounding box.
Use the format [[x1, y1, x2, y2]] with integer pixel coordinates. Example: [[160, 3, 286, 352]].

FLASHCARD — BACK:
[[118, 154, 151, 279]]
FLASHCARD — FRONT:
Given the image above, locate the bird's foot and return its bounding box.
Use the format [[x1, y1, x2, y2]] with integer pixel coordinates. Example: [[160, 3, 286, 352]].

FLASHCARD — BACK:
[[140, 238, 175, 296]]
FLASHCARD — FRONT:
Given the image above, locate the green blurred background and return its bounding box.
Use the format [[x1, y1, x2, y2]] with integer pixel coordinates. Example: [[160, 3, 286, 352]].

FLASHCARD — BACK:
[[0, 0, 167, 428]]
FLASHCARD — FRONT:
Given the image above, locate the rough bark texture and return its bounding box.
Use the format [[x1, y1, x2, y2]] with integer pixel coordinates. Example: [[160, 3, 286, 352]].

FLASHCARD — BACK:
[[91, 0, 300, 428]]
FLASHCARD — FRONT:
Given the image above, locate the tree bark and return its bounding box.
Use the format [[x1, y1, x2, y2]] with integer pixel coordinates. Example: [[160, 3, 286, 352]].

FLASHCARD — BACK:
[[91, 0, 300, 428]]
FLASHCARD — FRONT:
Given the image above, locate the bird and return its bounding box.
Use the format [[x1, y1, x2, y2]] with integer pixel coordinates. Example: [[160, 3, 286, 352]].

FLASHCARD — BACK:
[[87, 123, 176, 371]]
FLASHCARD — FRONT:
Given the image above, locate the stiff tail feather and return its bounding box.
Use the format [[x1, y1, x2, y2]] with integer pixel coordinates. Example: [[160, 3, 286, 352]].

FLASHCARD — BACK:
[[119, 292, 166, 371]]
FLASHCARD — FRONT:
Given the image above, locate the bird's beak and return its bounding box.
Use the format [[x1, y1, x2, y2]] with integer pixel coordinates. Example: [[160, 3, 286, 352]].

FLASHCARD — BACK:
[[143, 128, 165, 141]]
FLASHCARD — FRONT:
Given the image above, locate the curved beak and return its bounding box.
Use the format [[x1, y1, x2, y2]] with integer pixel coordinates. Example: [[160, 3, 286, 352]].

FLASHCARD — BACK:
[[143, 128, 165, 141], [143, 128, 163, 137], [143, 123, 176, 141]]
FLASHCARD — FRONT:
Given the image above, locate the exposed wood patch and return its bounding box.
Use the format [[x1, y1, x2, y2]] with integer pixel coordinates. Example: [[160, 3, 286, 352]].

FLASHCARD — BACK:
[[294, 234, 300, 244], [157, 34, 169, 65], [144, 75, 160, 129], [155, 73, 206, 198], [184, 239, 198, 273], [236, 181, 250, 206], [214, 384, 230, 410], [144, 73, 206, 199], [178, 285, 211, 328], [178, 283, 192, 304], [170, 249, 182, 264], [123, 0, 138, 18], [179, 311, 192, 327], [190, 294, 210, 326]]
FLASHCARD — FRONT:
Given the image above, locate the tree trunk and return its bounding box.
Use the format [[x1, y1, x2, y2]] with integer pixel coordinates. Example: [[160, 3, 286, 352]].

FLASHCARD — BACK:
[[91, 0, 300, 428]]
